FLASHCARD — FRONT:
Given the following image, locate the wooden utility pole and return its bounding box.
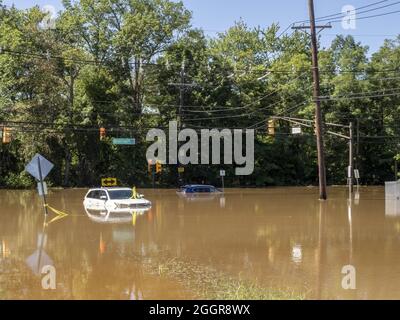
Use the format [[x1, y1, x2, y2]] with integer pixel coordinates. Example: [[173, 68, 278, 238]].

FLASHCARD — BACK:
[[293, 0, 330, 200], [168, 59, 196, 186], [179, 61, 185, 132], [308, 0, 328, 200]]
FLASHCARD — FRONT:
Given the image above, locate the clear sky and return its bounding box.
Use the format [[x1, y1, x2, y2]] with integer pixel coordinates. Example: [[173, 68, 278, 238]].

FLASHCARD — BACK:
[[3, 0, 400, 53]]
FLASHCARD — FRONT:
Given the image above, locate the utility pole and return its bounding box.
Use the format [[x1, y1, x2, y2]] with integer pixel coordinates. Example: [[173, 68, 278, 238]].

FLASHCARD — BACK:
[[169, 60, 196, 130], [168, 59, 197, 186], [396, 143, 400, 181], [293, 0, 331, 200], [348, 122, 354, 193], [179, 60, 185, 132], [356, 119, 360, 169], [177, 60, 185, 185]]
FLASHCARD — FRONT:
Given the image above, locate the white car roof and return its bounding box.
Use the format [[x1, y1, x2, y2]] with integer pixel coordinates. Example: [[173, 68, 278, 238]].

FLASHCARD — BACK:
[[87, 187, 132, 192]]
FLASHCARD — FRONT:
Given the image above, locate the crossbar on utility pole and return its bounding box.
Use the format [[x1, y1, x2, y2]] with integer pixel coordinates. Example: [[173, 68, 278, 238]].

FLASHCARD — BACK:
[[292, 25, 332, 30], [292, 0, 331, 200]]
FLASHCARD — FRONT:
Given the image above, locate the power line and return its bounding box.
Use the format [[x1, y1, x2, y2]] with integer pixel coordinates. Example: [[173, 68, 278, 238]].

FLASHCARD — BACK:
[[324, 33, 399, 38], [295, 0, 391, 24], [247, 100, 310, 129], [276, 23, 295, 38], [320, 86, 400, 98], [328, 8, 400, 24], [182, 73, 311, 121], [3, 48, 400, 75], [0, 120, 167, 131], [319, 89, 400, 101], [183, 94, 311, 122], [313, 1, 400, 24], [0, 48, 159, 67], [182, 72, 309, 114]]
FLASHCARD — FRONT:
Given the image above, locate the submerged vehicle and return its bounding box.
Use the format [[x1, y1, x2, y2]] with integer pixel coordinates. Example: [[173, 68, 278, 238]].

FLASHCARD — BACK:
[[83, 187, 151, 211], [177, 184, 222, 196]]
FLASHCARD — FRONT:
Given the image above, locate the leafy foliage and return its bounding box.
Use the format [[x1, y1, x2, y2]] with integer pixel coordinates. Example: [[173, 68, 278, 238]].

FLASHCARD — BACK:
[[1, 1, 400, 188]]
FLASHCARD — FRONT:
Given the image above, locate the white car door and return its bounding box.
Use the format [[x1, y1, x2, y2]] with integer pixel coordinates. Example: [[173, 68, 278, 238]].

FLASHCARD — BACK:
[[86, 190, 108, 209], [84, 190, 97, 209], [96, 190, 108, 208]]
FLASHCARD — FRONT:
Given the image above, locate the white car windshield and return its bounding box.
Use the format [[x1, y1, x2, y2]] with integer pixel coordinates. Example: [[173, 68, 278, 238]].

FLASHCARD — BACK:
[[107, 190, 132, 200]]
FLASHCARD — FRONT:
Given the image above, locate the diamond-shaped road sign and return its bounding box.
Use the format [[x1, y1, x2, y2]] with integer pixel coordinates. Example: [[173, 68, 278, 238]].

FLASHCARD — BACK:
[[25, 154, 54, 181]]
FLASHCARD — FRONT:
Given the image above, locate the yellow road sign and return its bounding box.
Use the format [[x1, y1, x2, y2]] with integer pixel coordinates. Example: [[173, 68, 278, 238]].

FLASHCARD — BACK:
[[101, 178, 117, 187]]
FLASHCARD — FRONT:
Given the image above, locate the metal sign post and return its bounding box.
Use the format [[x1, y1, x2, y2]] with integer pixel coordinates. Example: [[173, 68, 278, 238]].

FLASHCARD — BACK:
[[148, 160, 155, 189], [354, 169, 360, 190], [37, 157, 48, 215], [220, 170, 226, 191]]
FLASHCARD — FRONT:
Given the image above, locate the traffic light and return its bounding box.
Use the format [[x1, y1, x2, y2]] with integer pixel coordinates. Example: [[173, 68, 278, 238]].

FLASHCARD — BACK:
[[100, 127, 106, 141], [156, 161, 162, 174], [2, 127, 12, 144], [268, 119, 275, 136], [148, 160, 153, 174]]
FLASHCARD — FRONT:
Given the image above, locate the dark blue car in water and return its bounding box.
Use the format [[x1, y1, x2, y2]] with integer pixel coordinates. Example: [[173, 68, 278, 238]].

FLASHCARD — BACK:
[[177, 184, 222, 195]]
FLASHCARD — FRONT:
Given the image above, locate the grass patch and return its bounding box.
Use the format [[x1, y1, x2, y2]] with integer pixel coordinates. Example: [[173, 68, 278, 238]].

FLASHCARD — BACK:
[[140, 254, 305, 300]]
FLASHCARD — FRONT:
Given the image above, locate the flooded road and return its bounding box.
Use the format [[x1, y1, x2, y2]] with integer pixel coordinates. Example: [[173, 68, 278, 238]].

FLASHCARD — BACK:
[[0, 187, 399, 300]]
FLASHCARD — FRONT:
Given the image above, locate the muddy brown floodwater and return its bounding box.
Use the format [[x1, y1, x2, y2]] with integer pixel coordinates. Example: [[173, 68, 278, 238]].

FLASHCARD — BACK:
[[0, 186, 399, 300]]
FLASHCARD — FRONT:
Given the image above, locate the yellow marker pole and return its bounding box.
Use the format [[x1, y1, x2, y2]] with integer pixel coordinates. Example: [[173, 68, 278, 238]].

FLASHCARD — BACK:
[[132, 212, 137, 226], [131, 187, 137, 199]]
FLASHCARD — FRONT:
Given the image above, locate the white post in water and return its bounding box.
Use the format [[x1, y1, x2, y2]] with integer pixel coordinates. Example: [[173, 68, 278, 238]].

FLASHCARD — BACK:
[[37, 157, 49, 215], [220, 170, 225, 192]]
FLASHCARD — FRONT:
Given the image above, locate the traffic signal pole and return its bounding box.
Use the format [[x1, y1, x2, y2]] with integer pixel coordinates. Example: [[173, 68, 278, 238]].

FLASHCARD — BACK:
[[348, 122, 354, 194], [272, 116, 355, 194]]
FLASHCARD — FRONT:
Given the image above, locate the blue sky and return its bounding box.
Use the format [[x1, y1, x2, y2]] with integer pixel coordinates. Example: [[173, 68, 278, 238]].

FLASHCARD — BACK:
[[3, 0, 400, 53]]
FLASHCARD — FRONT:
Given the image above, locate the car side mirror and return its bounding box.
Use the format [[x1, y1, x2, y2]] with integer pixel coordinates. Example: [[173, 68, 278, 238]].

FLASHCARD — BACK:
[[100, 195, 107, 200]]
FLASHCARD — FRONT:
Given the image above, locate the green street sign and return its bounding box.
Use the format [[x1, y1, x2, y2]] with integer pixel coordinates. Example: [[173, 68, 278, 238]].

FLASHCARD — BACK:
[[112, 138, 136, 145]]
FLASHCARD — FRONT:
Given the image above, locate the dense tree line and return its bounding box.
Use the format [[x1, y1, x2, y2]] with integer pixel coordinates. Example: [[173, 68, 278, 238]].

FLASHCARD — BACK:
[[0, 0, 399, 188]]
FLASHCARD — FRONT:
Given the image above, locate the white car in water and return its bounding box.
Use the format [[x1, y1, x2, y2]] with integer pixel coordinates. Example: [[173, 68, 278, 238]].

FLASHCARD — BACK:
[[83, 187, 151, 212]]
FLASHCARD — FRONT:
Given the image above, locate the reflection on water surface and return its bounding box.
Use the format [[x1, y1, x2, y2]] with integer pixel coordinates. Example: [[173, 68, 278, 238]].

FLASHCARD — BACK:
[[0, 187, 398, 300]]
